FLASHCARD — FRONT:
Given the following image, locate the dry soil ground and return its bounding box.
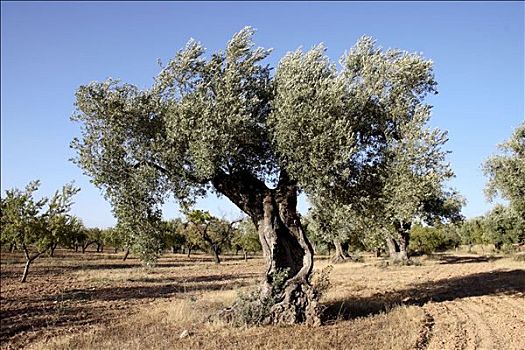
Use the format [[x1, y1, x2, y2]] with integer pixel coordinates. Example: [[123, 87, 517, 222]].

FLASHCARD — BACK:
[[1, 249, 524, 350]]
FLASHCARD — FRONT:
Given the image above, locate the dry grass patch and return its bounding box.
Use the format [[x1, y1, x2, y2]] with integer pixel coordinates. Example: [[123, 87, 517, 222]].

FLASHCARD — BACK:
[[4, 251, 524, 350], [32, 296, 425, 350], [28, 289, 236, 350]]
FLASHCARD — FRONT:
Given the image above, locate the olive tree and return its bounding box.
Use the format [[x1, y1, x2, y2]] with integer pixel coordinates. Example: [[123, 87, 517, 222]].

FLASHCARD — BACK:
[[307, 196, 364, 263], [0, 181, 79, 282], [72, 28, 437, 324], [103, 227, 126, 253], [185, 210, 238, 264], [484, 121, 525, 217], [78, 227, 105, 253], [458, 217, 487, 250], [483, 204, 525, 250], [48, 214, 83, 257], [160, 218, 187, 254], [232, 218, 261, 261], [373, 109, 463, 261], [115, 212, 163, 266]]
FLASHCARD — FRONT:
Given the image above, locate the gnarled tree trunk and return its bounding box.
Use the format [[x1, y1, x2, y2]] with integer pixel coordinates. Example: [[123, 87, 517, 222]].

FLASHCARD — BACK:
[[331, 239, 349, 263], [213, 170, 321, 325], [386, 223, 410, 262]]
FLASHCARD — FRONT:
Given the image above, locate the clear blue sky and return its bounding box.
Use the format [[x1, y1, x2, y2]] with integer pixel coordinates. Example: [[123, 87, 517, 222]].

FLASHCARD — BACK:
[[1, 1, 523, 228]]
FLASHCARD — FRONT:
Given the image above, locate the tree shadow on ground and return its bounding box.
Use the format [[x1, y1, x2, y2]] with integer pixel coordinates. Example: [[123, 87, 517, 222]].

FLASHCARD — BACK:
[[431, 254, 503, 265], [322, 269, 525, 323], [0, 272, 258, 342], [0, 264, 193, 280], [125, 272, 259, 284], [41, 280, 247, 303], [0, 303, 102, 342]]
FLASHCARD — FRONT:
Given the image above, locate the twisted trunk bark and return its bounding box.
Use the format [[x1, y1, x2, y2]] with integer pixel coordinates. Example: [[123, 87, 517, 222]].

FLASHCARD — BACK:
[[386, 223, 410, 261], [331, 239, 349, 263], [386, 234, 397, 257], [397, 233, 409, 260], [213, 170, 320, 325]]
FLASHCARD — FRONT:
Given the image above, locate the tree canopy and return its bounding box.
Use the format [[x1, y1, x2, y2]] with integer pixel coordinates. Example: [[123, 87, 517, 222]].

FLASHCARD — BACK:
[[0, 180, 79, 281], [484, 121, 525, 216], [72, 27, 438, 218], [71, 27, 444, 325]]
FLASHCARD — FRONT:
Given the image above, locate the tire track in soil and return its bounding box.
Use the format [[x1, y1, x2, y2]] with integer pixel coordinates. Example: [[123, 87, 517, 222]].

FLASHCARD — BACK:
[[460, 298, 500, 350], [426, 300, 478, 350], [415, 310, 435, 350], [469, 295, 525, 349], [426, 295, 525, 350]]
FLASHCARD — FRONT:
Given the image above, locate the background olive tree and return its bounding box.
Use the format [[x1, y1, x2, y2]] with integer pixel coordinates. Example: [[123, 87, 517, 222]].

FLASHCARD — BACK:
[[160, 218, 187, 254], [232, 218, 261, 261], [0, 181, 79, 282], [185, 210, 238, 264], [306, 196, 366, 263], [484, 121, 524, 220]]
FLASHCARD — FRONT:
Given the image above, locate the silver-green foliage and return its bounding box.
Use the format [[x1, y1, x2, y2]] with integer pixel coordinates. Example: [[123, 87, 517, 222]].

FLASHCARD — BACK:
[[306, 196, 359, 247], [379, 106, 463, 228], [0, 181, 79, 281], [71, 28, 441, 263], [270, 37, 437, 199], [1, 181, 80, 250], [484, 121, 525, 216], [458, 205, 525, 250], [232, 218, 261, 254]]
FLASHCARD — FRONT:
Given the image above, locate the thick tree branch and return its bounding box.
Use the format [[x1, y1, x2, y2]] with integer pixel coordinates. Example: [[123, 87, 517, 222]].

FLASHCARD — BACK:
[[212, 170, 268, 222]]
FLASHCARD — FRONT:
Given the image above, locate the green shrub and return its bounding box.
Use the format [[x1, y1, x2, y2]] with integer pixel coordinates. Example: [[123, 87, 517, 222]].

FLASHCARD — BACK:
[[409, 225, 458, 255], [311, 265, 333, 298], [227, 268, 290, 326]]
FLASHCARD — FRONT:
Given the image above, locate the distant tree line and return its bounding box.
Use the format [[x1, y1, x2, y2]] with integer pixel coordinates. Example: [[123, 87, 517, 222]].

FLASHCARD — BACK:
[[1, 186, 262, 281], [2, 121, 523, 280]]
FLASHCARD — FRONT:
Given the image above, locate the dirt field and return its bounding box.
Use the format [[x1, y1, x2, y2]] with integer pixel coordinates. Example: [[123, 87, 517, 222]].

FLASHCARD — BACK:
[[1, 249, 524, 350]]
